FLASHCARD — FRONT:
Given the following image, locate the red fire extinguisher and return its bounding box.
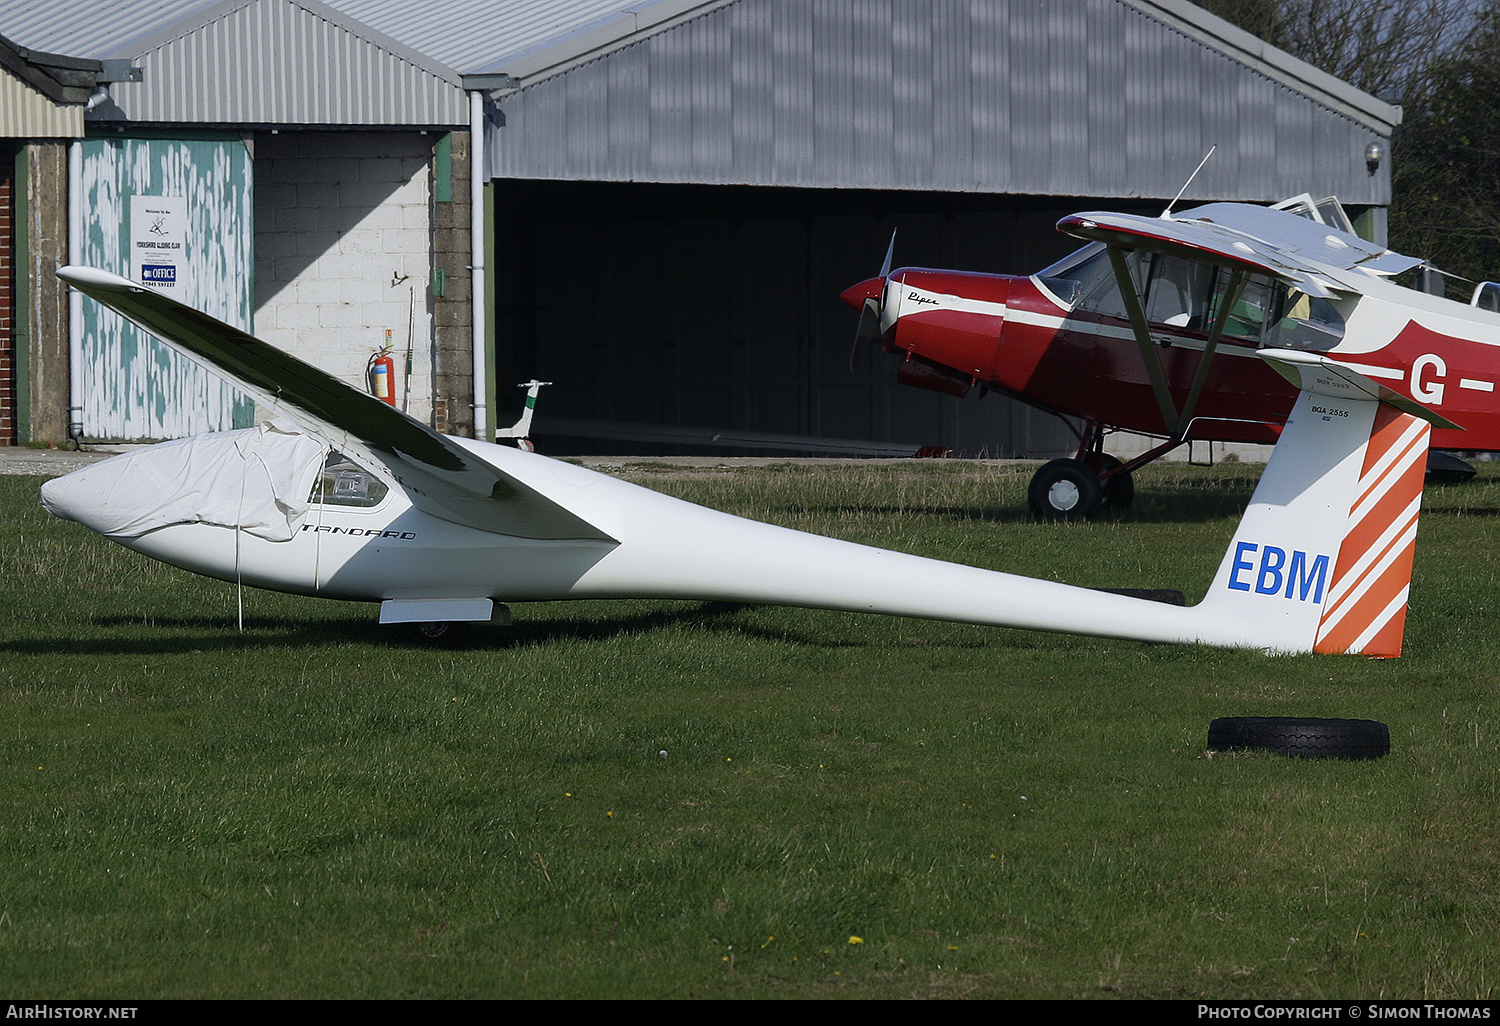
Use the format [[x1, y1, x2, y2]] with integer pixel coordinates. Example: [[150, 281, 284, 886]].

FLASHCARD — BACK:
[[368, 346, 397, 406]]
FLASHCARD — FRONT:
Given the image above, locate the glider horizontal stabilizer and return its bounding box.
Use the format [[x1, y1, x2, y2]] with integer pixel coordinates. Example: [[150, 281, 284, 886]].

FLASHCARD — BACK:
[[57, 267, 613, 543]]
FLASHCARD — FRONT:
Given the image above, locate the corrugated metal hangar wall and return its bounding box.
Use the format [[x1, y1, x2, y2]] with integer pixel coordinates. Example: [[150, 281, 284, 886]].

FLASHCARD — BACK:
[[482, 0, 1398, 455], [486, 0, 1392, 202]]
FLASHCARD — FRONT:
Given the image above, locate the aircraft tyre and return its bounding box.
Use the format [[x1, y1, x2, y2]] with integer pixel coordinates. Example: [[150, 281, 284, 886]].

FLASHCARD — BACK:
[[1087, 453, 1134, 514], [1028, 459, 1102, 520], [1206, 717, 1390, 760], [409, 620, 471, 646], [1425, 450, 1476, 485]]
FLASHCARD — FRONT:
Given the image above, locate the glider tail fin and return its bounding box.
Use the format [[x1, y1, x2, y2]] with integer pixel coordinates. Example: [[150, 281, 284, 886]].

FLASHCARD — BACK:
[[1310, 402, 1431, 655], [1194, 351, 1445, 657]]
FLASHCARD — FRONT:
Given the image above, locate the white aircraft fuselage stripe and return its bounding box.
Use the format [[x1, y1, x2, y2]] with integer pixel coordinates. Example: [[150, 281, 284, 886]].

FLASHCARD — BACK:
[[1339, 361, 1405, 381], [942, 301, 1267, 360], [896, 285, 1008, 319]]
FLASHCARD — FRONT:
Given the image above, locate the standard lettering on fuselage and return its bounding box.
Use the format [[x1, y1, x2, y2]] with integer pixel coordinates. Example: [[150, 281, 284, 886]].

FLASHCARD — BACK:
[[1227, 541, 1329, 603]]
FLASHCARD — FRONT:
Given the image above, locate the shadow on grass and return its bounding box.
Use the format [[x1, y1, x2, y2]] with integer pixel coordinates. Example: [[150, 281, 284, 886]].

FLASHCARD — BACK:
[[1125, 483, 1260, 522], [789, 481, 1258, 525], [2, 601, 883, 656]]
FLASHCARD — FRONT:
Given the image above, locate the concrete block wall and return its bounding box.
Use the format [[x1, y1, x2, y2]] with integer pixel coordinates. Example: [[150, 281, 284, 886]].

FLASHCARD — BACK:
[[24, 141, 69, 446], [429, 130, 472, 438], [254, 131, 444, 427]]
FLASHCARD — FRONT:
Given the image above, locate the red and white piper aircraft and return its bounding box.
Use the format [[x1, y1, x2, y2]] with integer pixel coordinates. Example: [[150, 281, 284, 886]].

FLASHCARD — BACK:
[[42, 263, 1447, 656], [843, 196, 1495, 518]]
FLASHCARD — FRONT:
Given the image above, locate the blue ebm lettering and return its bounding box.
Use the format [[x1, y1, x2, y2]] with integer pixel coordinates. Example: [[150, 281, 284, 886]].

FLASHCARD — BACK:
[[1229, 541, 1257, 591], [1256, 546, 1286, 594], [1285, 550, 1329, 603], [1227, 542, 1328, 603]]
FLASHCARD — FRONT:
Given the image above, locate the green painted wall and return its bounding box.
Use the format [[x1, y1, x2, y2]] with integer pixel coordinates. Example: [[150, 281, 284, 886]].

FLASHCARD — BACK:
[[78, 133, 254, 440]]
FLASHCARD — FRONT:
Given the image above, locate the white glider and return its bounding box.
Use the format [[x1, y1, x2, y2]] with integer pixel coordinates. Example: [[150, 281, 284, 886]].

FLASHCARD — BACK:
[[43, 266, 1443, 655]]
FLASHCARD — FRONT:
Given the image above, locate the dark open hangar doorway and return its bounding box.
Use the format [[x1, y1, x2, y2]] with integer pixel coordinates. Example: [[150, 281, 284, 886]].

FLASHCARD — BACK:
[[492, 178, 1158, 458]]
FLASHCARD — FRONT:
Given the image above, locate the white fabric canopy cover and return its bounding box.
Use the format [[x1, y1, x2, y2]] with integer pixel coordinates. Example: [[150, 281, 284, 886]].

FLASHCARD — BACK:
[[65, 421, 329, 541]]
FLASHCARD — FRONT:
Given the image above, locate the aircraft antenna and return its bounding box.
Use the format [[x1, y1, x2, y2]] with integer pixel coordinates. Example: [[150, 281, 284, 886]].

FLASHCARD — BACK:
[[1163, 145, 1217, 218]]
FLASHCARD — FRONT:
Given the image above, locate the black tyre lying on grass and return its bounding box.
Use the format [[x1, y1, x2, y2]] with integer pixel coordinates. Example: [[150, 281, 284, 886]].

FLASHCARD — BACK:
[[1207, 717, 1390, 760]]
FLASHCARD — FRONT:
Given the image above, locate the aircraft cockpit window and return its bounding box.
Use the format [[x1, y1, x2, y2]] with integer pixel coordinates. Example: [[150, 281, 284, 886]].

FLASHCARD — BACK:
[[311, 452, 389, 508], [1069, 252, 1272, 343], [1065, 248, 1128, 315], [1036, 276, 1084, 307], [1264, 291, 1345, 352], [1223, 277, 1277, 341], [1143, 256, 1216, 329]]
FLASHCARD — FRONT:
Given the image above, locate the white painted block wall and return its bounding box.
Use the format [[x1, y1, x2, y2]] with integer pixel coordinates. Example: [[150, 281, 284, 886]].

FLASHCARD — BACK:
[[254, 132, 438, 425]]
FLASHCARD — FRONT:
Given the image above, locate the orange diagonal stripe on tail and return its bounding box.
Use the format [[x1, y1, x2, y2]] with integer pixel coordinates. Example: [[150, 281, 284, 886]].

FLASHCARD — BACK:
[[1314, 406, 1429, 657]]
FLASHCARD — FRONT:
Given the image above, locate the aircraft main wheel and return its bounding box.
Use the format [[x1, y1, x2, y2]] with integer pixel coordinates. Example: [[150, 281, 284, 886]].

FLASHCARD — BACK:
[[1028, 459, 1103, 520], [409, 620, 470, 646], [1206, 717, 1390, 760], [1088, 453, 1134, 514]]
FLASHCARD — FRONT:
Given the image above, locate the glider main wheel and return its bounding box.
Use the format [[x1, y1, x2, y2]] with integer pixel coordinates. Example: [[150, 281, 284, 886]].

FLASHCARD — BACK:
[[1028, 458, 1103, 520], [1206, 717, 1390, 760], [1086, 453, 1134, 514], [409, 620, 471, 646]]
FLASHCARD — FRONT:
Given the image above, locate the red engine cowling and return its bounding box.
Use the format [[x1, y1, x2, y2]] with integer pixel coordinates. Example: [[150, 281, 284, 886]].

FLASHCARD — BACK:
[[883, 269, 1012, 383]]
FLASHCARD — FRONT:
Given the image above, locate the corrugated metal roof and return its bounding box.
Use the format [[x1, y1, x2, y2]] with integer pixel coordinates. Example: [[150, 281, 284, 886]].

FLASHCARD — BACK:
[[2, 0, 471, 126], [0, 0, 223, 59], [331, 0, 720, 76], [0, 0, 1398, 201], [0, 0, 1400, 119], [0, 0, 718, 75]]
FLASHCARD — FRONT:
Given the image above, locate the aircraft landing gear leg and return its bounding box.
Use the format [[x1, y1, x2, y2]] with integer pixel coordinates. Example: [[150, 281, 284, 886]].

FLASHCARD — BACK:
[[1087, 453, 1134, 515], [1028, 459, 1103, 520]]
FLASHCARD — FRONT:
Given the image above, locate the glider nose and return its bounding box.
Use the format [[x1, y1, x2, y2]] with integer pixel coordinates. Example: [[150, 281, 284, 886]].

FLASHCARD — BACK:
[[40, 465, 104, 530], [38, 449, 167, 538]]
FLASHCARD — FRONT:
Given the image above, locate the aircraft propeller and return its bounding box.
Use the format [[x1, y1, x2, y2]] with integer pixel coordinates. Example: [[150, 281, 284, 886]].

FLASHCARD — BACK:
[[844, 230, 897, 371]]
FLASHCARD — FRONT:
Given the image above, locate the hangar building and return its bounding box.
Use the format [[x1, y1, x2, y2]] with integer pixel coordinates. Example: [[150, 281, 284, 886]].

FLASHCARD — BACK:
[[0, 0, 1400, 456]]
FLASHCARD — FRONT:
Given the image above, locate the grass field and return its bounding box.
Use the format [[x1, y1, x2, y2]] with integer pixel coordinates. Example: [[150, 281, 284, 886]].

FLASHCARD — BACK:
[[1, 459, 1498, 999]]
